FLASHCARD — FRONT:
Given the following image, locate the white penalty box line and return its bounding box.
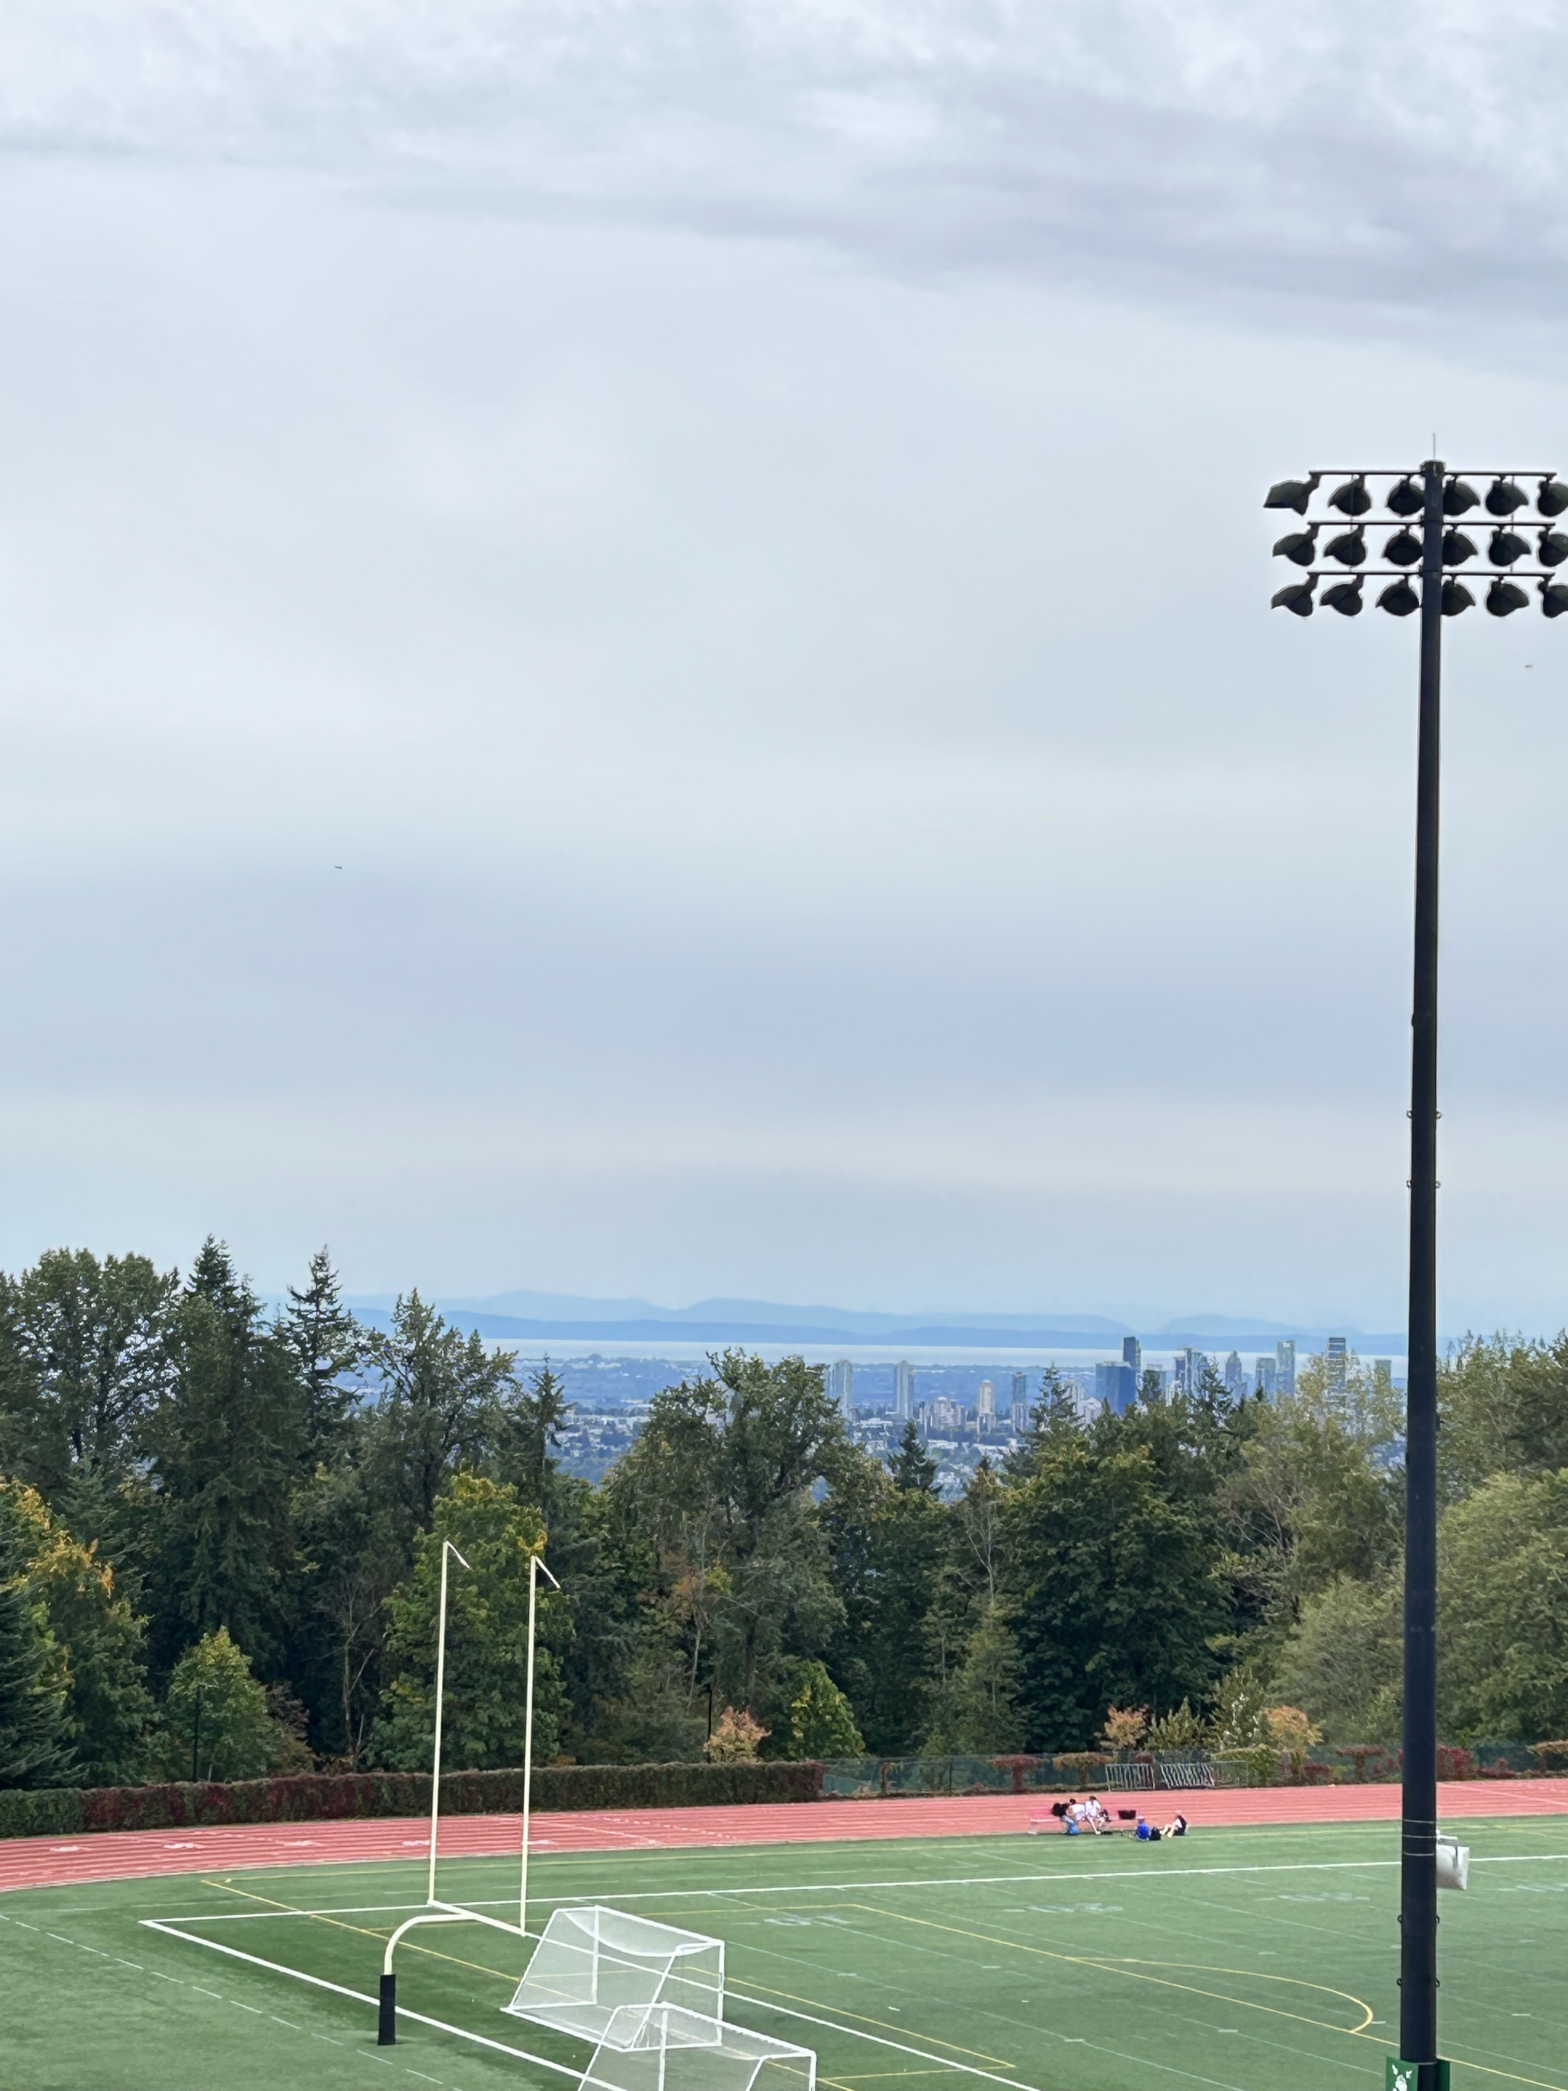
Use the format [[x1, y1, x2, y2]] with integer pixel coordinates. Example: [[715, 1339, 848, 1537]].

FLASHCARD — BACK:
[[138, 1914, 1041, 2091]]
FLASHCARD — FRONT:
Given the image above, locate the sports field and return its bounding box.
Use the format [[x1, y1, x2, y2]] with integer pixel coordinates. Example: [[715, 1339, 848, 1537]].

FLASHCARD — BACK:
[[3, 1817, 1567, 2091]]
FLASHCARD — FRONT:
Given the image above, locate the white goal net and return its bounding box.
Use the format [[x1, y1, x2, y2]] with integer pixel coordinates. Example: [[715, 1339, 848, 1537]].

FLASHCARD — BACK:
[[586, 2004, 817, 2091], [505, 1906, 726, 2043]]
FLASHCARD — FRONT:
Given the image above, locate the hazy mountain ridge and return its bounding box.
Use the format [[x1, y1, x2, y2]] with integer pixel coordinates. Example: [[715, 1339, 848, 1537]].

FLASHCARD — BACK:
[[343, 1290, 1409, 1352]]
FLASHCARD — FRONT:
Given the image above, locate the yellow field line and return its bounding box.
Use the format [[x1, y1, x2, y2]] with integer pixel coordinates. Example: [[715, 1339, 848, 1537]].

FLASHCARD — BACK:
[[849, 1902, 1374, 2038], [200, 1878, 525, 1987]]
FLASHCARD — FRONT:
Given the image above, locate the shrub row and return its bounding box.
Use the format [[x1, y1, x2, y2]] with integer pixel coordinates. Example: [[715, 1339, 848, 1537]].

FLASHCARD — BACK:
[[0, 1758, 824, 1842]]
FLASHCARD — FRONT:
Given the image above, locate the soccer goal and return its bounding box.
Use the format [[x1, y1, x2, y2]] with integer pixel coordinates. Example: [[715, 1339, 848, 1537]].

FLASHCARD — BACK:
[[505, 1906, 726, 2041], [585, 2004, 816, 2091]]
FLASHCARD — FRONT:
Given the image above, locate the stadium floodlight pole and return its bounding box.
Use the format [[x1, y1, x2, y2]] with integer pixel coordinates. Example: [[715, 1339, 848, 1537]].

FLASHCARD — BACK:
[[427, 1538, 472, 1908], [520, 1549, 561, 1935], [1266, 458, 1566, 2091]]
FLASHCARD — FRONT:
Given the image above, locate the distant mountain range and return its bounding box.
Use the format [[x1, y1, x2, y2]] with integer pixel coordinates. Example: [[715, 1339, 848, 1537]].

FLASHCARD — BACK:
[[343, 1288, 1408, 1353]]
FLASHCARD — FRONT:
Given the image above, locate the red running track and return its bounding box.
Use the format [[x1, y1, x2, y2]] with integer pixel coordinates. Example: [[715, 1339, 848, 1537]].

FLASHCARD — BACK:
[[3, 1780, 1566, 1895]]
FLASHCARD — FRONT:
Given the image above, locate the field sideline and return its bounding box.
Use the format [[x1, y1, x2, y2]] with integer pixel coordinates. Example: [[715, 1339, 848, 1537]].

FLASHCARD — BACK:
[[3, 1779, 1568, 1894], [3, 1811, 1568, 2091]]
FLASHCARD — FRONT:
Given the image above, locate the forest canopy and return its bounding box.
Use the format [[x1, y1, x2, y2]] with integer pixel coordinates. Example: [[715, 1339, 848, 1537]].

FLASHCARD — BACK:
[[3, 1239, 1567, 1788]]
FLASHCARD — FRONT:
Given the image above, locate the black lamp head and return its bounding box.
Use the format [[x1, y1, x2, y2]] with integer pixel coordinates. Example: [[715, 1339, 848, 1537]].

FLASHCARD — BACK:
[[1538, 477, 1568, 519], [1488, 529, 1529, 567], [1485, 477, 1529, 516], [1441, 579, 1475, 617], [1443, 478, 1480, 516], [1272, 526, 1319, 566], [1442, 529, 1478, 566], [1486, 579, 1530, 617], [1322, 577, 1364, 617], [1385, 528, 1424, 567], [1326, 476, 1372, 517], [1378, 578, 1421, 618], [1265, 473, 1321, 515], [1539, 531, 1568, 569], [1271, 576, 1317, 616], [1387, 477, 1424, 517], [1324, 526, 1367, 566], [1542, 580, 1568, 619]]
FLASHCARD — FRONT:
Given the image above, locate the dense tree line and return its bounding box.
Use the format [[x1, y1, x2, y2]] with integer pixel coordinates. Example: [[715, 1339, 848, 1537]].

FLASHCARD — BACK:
[[2, 1240, 1567, 1788]]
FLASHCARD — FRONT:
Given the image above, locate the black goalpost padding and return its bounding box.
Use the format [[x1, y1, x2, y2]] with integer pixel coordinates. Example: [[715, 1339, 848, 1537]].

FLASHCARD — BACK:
[[378, 1972, 397, 2045]]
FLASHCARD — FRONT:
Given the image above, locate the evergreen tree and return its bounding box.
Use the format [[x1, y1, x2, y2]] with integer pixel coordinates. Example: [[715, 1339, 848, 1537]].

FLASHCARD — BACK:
[[364, 1293, 515, 1535], [0, 1487, 74, 1788], [890, 1421, 938, 1494], [283, 1248, 363, 1459], [143, 1240, 307, 1671]]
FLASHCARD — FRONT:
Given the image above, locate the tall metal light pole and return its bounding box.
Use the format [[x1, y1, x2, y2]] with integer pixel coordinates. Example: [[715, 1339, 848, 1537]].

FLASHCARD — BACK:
[[1266, 460, 1567, 2091]]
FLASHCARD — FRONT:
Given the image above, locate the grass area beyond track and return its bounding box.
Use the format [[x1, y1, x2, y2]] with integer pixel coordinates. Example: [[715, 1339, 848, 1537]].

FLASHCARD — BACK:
[[2, 1818, 1566, 2091]]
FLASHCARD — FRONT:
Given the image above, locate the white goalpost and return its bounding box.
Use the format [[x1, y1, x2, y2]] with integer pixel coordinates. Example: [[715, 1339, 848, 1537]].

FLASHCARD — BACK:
[[376, 1542, 817, 2091]]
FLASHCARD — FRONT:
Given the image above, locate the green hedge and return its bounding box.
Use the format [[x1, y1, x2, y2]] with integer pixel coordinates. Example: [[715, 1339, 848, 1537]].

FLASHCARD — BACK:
[[0, 1759, 824, 1842]]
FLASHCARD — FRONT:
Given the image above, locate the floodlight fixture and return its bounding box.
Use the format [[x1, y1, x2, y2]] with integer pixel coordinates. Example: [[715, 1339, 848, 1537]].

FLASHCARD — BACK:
[[1271, 576, 1316, 615], [1486, 579, 1529, 617], [1487, 530, 1530, 566], [1378, 579, 1421, 618], [1387, 477, 1424, 516], [1264, 472, 1321, 514], [1442, 477, 1480, 515], [1540, 532, 1568, 568], [1542, 580, 1568, 618], [1538, 476, 1568, 517], [1385, 529, 1424, 567], [1486, 477, 1528, 515], [1322, 576, 1364, 616], [1441, 530, 1477, 565], [1272, 526, 1319, 566], [1441, 578, 1474, 616], [1324, 526, 1367, 566], [1327, 474, 1372, 515]]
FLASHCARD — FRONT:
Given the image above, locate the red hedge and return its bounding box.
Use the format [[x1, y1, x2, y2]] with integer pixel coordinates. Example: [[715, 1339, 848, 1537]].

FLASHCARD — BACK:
[[0, 1759, 824, 1842]]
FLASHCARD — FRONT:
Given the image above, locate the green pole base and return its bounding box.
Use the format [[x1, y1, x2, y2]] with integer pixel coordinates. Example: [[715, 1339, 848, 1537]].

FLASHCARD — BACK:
[[1387, 2061, 1449, 2091]]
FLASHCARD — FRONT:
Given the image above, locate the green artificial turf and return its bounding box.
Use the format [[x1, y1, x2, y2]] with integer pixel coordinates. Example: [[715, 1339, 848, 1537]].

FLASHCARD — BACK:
[[2, 1817, 1566, 2091]]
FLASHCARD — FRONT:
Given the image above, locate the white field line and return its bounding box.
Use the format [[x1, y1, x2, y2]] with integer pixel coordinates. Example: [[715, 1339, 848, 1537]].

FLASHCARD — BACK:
[[140, 1921, 585, 2080], [150, 1844, 1568, 1925], [139, 1915, 1252, 2091]]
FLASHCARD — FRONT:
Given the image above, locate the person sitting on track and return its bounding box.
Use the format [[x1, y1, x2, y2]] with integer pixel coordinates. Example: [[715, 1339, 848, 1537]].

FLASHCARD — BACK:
[[1164, 1812, 1189, 1838], [1083, 1796, 1112, 1834], [1134, 1816, 1161, 1841]]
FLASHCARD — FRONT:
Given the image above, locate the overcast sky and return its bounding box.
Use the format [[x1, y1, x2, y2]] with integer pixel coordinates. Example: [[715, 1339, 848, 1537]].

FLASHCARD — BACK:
[[3, 3, 1568, 1329]]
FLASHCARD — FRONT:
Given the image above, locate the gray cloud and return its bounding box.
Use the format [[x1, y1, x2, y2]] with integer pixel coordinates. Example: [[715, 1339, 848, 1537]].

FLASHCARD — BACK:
[[1, 9, 1567, 1327], [5, 4, 1568, 312]]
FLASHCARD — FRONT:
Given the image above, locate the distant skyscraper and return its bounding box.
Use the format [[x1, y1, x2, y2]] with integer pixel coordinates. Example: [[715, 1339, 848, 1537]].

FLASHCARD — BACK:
[[1095, 1360, 1137, 1413], [829, 1359, 854, 1416], [1010, 1370, 1028, 1417], [894, 1360, 915, 1420], [1223, 1350, 1244, 1396], [976, 1378, 996, 1425], [1122, 1336, 1142, 1380], [1276, 1339, 1297, 1394], [1373, 1358, 1393, 1393], [1325, 1336, 1348, 1405], [1255, 1356, 1277, 1396], [1175, 1347, 1207, 1393]]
